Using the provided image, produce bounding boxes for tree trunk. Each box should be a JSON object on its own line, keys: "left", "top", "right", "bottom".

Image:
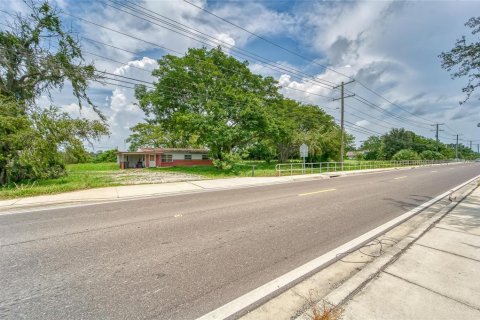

{"left": 0, "top": 166, "right": 7, "bottom": 186}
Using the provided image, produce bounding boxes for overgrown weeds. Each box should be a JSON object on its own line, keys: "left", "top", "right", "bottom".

{"left": 306, "top": 295, "right": 343, "bottom": 320}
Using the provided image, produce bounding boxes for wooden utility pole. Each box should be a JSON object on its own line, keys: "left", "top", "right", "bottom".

{"left": 333, "top": 80, "right": 355, "bottom": 169}
{"left": 455, "top": 134, "right": 459, "bottom": 159}
{"left": 431, "top": 123, "right": 444, "bottom": 152}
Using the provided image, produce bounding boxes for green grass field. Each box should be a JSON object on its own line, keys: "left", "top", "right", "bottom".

{"left": 0, "top": 163, "right": 121, "bottom": 199}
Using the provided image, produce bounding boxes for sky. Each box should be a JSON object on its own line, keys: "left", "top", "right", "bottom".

{"left": 2, "top": 0, "right": 480, "bottom": 152}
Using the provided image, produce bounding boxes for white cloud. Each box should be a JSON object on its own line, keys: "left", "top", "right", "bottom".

{"left": 355, "top": 120, "right": 369, "bottom": 127}
{"left": 94, "top": 57, "right": 158, "bottom": 151}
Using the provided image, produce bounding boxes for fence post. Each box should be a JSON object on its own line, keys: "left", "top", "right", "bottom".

{"left": 252, "top": 165, "right": 255, "bottom": 177}
{"left": 320, "top": 162, "right": 322, "bottom": 173}
{"left": 290, "top": 163, "right": 293, "bottom": 176}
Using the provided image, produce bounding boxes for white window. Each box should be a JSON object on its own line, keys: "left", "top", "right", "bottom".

{"left": 202, "top": 154, "right": 209, "bottom": 160}
{"left": 184, "top": 154, "right": 192, "bottom": 160}
{"left": 161, "top": 154, "right": 173, "bottom": 162}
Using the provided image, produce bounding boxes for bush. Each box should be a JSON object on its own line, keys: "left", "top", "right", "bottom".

{"left": 392, "top": 149, "right": 420, "bottom": 161}
{"left": 212, "top": 152, "right": 242, "bottom": 171}
{"left": 420, "top": 150, "right": 445, "bottom": 160}
{"left": 92, "top": 149, "right": 118, "bottom": 163}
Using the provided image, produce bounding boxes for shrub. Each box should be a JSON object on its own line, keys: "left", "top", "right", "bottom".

{"left": 420, "top": 150, "right": 445, "bottom": 160}
{"left": 92, "top": 149, "right": 118, "bottom": 163}
{"left": 212, "top": 152, "right": 242, "bottom": 171}
{"left": 392, "top": 149, "right": 420, "bottom": 160}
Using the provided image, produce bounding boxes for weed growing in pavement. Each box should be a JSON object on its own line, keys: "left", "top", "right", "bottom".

{"left": 308, "top": 299, "right": 343, "bottom": 320}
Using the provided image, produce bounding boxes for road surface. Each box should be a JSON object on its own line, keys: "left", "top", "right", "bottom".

{"left": 1, "top": 163, "right": 479, "bottom": 319}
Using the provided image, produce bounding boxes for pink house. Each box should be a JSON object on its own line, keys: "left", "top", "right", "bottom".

{"left": 117, "top": 148, "right": 212, "bottom": 169}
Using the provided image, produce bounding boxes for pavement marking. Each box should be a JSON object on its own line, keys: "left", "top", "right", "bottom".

{"left": 298, "top": 188, "right": 336, "bottom": 196}
{"left": 174, "top": 214, "right": 183, "bottom": 218}
{"left": 394, "top": 176, "right": 408, "bottom": 180}
{"left": 431, "top": 170, "right": 438, "bottom": 173}
{"left": 197, "top": 173, "right": 480, "bottom": 320}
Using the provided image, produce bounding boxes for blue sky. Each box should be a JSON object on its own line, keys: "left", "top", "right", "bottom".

{"left": 2, "top": 0, "right": 480, "bottom": 151}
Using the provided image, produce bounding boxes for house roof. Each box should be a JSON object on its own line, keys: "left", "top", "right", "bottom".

{"left": 118, "top": 148, "right": 209, "bottom": 154}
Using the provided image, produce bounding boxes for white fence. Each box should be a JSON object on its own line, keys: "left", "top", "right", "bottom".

{"left": 275, "top": 160, "right": 464, "bottom": 176}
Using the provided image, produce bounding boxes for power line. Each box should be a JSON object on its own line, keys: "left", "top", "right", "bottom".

{"left": 182, "top": 0, "right": 437, "bottom": 126}
{"left": 97, "top": 0, "right": 338, "bottom": 90}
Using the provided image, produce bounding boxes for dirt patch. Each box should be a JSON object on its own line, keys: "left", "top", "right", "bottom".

{"left": 107, "top": 170, "right": 204, "bottom": 184}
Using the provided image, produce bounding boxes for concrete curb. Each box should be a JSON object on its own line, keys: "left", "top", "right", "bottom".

{"left": 294, "top": 179, "right": 479, "bottom": 320}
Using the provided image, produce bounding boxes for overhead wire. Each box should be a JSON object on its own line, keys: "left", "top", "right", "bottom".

{"left": 94, "top": 0, "right": 336, "bottom": 92}
{"left": 181, "top": 0, "right": 437, "bottom": 126}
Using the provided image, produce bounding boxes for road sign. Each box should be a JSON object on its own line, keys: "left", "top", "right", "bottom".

{"left": 300, "top": 144, "right": 308, "bottom": 158}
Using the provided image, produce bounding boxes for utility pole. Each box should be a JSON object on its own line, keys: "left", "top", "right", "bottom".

{"left": 470, "top": 140, "right": 473, "bottom": 151}
{"left": 455, "top": 134, "right": 459, "bottom": 159}
{"left": 431, "top": 123, "right": 444, "bottom": 152}
{"left": 333, "top": 80, "right": 355, "bottom": 170}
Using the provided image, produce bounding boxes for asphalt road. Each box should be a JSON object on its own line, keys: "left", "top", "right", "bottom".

{"left": 1, "top": 164, "right": 479, "bottom": 319}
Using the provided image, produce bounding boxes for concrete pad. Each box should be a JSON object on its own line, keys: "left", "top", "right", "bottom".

{"left": 438, "top": 214, "right": 480, "bottom": 236}
{"left": 386, "top": 244, "right": 480, "bottom": 309}
{"left": 417, "top": 227, "right": 480, "bottom": 261}
{"left": 436, "top": 191, "right": 480, "bottom": 236}
{"left": 342, "top": 272, "right": 480, "bottom": 320}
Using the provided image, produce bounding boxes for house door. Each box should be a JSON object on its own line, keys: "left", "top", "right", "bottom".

{"left": 149, "top": 154, "right": 156, "bottom": 168}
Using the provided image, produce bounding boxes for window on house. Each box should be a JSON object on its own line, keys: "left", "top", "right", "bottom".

{"left": 150, "top": 155, "right": 155, "bottom": 161}
{"left": 184, "top": 154, "right": 192, "bottom": 160}
{"left": 161, "top": 154, "right": 173, "bottom": 162}
{"left": 202, "top": 154, "right": 209, "bottom": 160}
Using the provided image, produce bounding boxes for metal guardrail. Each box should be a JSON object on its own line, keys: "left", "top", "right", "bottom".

{"left": 275, "top": 160, "right": 465, "bottom": 176}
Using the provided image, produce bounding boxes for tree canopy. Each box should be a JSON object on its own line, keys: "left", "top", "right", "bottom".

{"left": 361, "top": 128, "right": 477, "bottom": 161}
{"left": 133, "top": 47, "right": 345, "bottom": 165}
{"left": 0, "top": 1, "right": 108, "bottom": 185}
{"left": 439, "top": 17, "right": 480, "bottom": 104}
{"left": 135, "top": 47, "right": 280, "bottom": 161}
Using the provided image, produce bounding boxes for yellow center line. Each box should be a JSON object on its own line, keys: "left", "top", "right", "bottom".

{"left": 298, "top": 188, "right": 337, "bottom": 196}
{"left": 394, "top": 176, "right": 408, "bottom": 180}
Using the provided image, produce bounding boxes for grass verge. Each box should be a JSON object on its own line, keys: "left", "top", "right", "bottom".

{"left": 0, "top": 163, "right": 121, "bottom": 199}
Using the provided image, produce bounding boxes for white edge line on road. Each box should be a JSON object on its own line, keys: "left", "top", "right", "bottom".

{"left": 196, "top": 174, "right": 480, "bottom": 320}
